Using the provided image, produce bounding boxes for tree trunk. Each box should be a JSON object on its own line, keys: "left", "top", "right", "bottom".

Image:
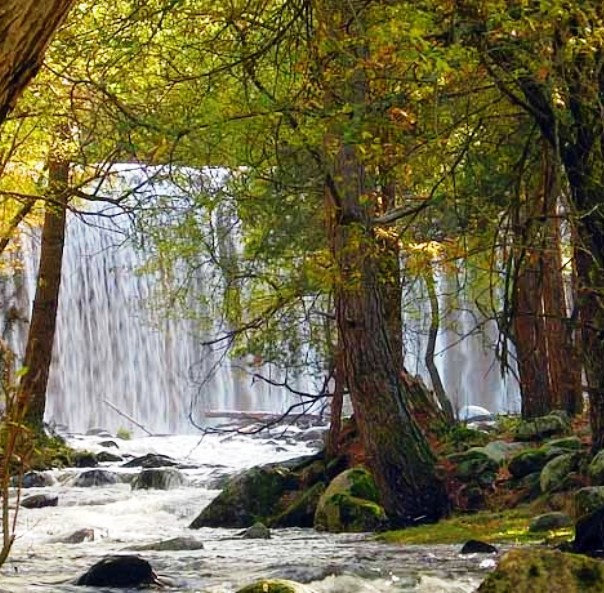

{"left": 0, "top": 0, "right": 75, "bottom": 123}
{"left": 18, "top": 157, "right": 69, "bottom": 430}
{"left": 319, "top": 0, "right": 448, "bottom": 527}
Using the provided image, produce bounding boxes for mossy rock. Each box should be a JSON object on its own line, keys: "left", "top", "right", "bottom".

{"left": 514, "top": 415, "right": 570, "bottom": 442}
{"left": 190, "top": 464, "right": 298, "bottom": 529}
{"left": 236, "top": 579, "right": 317, "bottom": 593}
{"left": 574, "top": 486, "right": 604, "bottom": 518}
{"left": 508, "top": 448, "right": 549, "bottom": 479}
{"left": 314, "top": 467, "right": 387, "bottom": 532}
{"left": 528, "top": 512, "right": 573, "bottom": 533}
{"left": 544, "top": 437, "right": 582, "bottom": 452}
{"left": 540, "top": 453, "right": 581, "bottom": 494}
{"left": 270, "top": 482, "right": 326, "bottom": 528}
{"left": 449, "top": 448, "right": 499, "bottom": 482}
{"left": 483, "top": 441, "right": 525, "bottom": 465}
{"left": 477, "top": 548, "right": 604, "bottom": 593}
{"left": 587, "top": 450, "right": 604, "bottom": 485}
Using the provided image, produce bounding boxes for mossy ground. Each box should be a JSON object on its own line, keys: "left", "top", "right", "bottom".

{"left": 377, "top": 507, "right": 573, "bottom": 545}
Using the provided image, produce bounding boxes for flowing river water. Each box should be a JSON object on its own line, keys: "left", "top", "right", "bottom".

{"left": 1, "top": 429, "right": 493, "bottom": 593}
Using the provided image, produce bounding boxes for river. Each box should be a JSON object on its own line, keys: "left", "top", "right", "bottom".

{"left": 0, "top": 428, "right": 492, "bottom": 592}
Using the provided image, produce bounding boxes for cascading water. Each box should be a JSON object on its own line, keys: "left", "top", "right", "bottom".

{"left": 1, "top": 165, "right": 518, "bottom": 435}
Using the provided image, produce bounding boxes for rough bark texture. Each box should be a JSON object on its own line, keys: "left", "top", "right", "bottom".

{"left": 0, "top": 1, "right": 75, "bottom": 123}
{"left": 319, "top": 0, "right": 448, "bottom": 526}
{"left": 18, "top": 158, "right": 69, "bottom": 429}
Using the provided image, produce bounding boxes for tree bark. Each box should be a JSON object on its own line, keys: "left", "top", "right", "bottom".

{"left": 18, "top": 157, "right": 69, "bottom": 430}
{"left": 0, "top": 0, "right": 75, "bottom": 124}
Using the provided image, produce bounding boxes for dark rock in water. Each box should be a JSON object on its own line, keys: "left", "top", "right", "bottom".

{"left": 86, "top": 428, "right": 113, "bottom": 437}
{"left": 99, "top": 440, "right": 119, "bottom": 448}
{"left": 122, "top": 453, "right": 178, "bottom": 469}
{"left": 131, "top": 468, "right": 185, "bottom": 490}
{"left": 75, "top": 555, "right": 157, "bottom": 587}
{"left": 97, "top": 451, "right": 123, "bottom": 463}
{"left": 271, "top": 482, "right": 325, "bottom": 528}
{"left": 73, "top": 451, "right": 99, "bottom": 468}
{"left": 20, "top": 471, "right": 54, "bottom": 488}
{"left": 477, "top": 548, "right": 604, "bottom": 592}
{"left": 529, "top": 512, "right": 573, "bottom": 533}
{"left": 73, "top": 469, "right": 119, "bottom": 487}
{"left": 573, "top": 506, "right": 604, "bottom": 556}
{"left": 53, "top": 528, "right": 95, "bottom": 544}
{"left": 127, "top": 536, "right": 204, "bottom": 551}
{"left": 459, "top": 539, "right": 498, "bottom": 554}
{"left": 240, "top": 522, "right": 271, "bottom": 539}
{"left": 21, "top": 493, "right": 58, "bottom": 509}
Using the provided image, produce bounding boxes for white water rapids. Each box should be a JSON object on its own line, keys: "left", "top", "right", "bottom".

{"left": 1, "top": 430, "right": 490, "bottom": 593}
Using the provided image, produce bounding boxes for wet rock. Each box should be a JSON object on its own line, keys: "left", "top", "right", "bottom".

{"left": 20, "top": 471, "right": 55, "bottom": 488}
{"left": 271, "top": 482, "right": 325, "bottom": 528}
{"left": 528, "top": 512, "right": 573, "bottom": 532}
{"left": 72, "top": 451, "right": 99, "bottom": 468}
{"left": 86, "top": 428, "right": 113, "bottom": 437}
{"left": 573, "top": 507, "right": 604, "bottom": 555}
{"left": 99, "top": 440, "right": 119, "bottom": 448}
{"left": 459, "top": 540, "right": 497, "bottom": 554}
{"left": 127, "top": 536, "right": 204, "bottom": 551}
{"left": 73, "top": 469, "right": 119, "bottom": 487}
{"left": 241, "top": 522, "right": 271, "bottom": 539}
{"left": 21, "top": 493, "right": 58, "bottom": 509}
{"left": 75, "top": 555, "right": 158, "bottom": 587}
{"left": 314, "top": 467, "right": 387, "bottom": 533}
{"left": 236, "top": 579, "right": 317, "bottom": 593}
{"left": 574, "top": 486, "right": 604, "bottom": 518}
{"left": 514, "top": 414, "right": 570, "bottom": 442}
{"left": 508, "top": 448, "right": 549, "bottom": 479}
{"left": 131, "top": 467, "right": 185, "bottom": 490}
{"left": 190, "top": 464, "right": 298, "bottom": 528}
{"left": 53, "top": 528, "right": 95, "bottom": 544}
{"left": 97, "top": 451, "right": 123, "bottom": 463}
{"left": 121, "top": 453, "right": 178, "bottom": 469}
{"left": 539, "top": 453, "right": 581, "bottom": 494}
{"left": 477, "top": 548, "right": 604, "bottom": 592}
{"left": 588, "top": 450, "right": 604, "bottom": 485}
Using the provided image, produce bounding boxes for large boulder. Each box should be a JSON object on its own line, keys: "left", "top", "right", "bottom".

{"left": 540, "top": 453, "right": 581, "bottom": 494}
{"left": 19, "top": 471, "right": 55, "bottom": 488}
{"left": 528, "top": 512, "right": 573, "bottom": 533}
{"left": 190, "top": 464, "right": 298, "bottom": 529}
{"left": 73, "top": 469, "right": 119, "bottom": 487}
{"left": 508, "top": 448, "right": 549, "bottom": 479}
{"left": 75, "top": 555, "right": 158, "bottom": 587}
{"left": 483, "top": 441, "right": 525, "bottom": 465}
{"left": 574, "top": 487, "right": 604, "bottom": 519}
{"left": 448, "top": 448, "right": 499, "bottom": 483}
{"left": 573, "top": 506, "right": 604, "bottom": 555}
{"left": 131, "top": 468, "right": 185, "bottom": 490}
{"left": 122, "top": 453, "right": 178, "bottom": 469}
{"left": 21, "top": 494, "right": 58, "bottom": 509}
{"left": 270, "top": 482, "right": 325, "bottom": 528}
{"left": 477, "top": 548, "right": 604, "bottom": 592}
{"left": 314, "top": 467, "right": 387, "bottom": 533}
{"left": 236, "top": 579, "right": 317, "bottom": 593}
{"left": 514, "top": 414, "right": 570, "bottom": 442}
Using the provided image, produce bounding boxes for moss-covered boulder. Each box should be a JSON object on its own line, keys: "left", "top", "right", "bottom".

{"left": 587, "top": 450, "right": 604, "bottom": 485}
{"left": 190, "top": 464, "right": 298, "bottom": 529}
{"left": 483, "top": 441, "right": 525, "bottom": 465}
{"left": 270, "top": 482, "right": 325, "bottom": 528}
{"left": 528, "top": 512, "right": 573, "bottom": 533}
{"left": 477, "top": 549, "right": 604, "bottom": 592}
{"left": 508, "top": 448, "right": 549, "bottom": 479}
{"left": 448, "top": 448, "right": 499, "bottom": 482}
{"left": 540, "top": 453, "right": 581, "bottom": 494}
{"left": 574, "top": 487, "right": 604, "bottom": 518}
{"left": 544, "top": 437, "right": 582, "bottom": 452}
{"left": 236, "top": 579, "right": 317, "bottom": 593}
{"left": 314, "top": 467, "right": 387, "bottom": 532}
{"left": 514, "top": 414, "right": 570, "bottom": 442}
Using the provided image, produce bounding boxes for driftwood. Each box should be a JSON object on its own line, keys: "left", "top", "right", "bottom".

{"left": 204, "top": 410, "right": 326, "bottom": 425}
{"left": 103, "top": 399, "right": 153, "bottom": 436}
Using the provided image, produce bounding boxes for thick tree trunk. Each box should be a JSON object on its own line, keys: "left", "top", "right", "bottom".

{"left": 18, "top": 157, "right": 69, "bottom": 430}
{"left": 0, "top": 0, "right": 75, "bottom": 123}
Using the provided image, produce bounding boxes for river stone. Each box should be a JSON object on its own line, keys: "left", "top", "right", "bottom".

{"left": 72, "top": 451, "right": 99, "bottom": 468}
{"left": 477, "top": 548, "right": 604, "bottom": 592}
{"left": 540, "top": 453, "right": 580, "bottom": 494}
{"left": 122, "top": 453, "right": 178, "bottom": 468}
{"left": 132, "top": 468, "right": 185, "bottom": 490}
{"left": 270, "top": 482, "right": 325, "bottom": 528}
{"left": 53, "top": 528, "right": 95, "bottom": 544}
{"left": 574, "top": 486, "right": 604, "bottom": 518}
{"left": 236, "top": 579, "right": 318, "bottom": 593}
{"left": 21, "top": 493, "right": 58, "bottom": 509}
{"left": 127, "top": 536, "right": 204, "bottom": 551}
{"left": 459, "top": 540, "right": 498, "bottom": 554}
{"left": 573, "top": 506, "right": 604, "bottom": 555}
{"left": 73, "top": 469, "right": 119, "bottom": 487}
{"left": 508, "top": 448, "right": 548, "bottom": 479}
{"left": 97, "top": 451, "right": 123, "bottom": 463}
{"left": 241, "top": 522, "right": 271, "bottom": 539}
{"left": 190, "top": 464, "right": 298, "bottom": 528}
{"left": 75, "top": 555, "right": 157, "bottom": 587}
{"left": 528, "top": 512, "right": 573, "bottom": 532}
{"left": 314, "top": 467, "right": 387, "bottom": 533}
{"left": 514, "top": 414, "right": 570, "bottom": 442}
{"left": 20, "top": 471, "right": 55, "bottom": 488}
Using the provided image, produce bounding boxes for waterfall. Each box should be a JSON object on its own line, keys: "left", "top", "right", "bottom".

{"left": 1, "top": 166, "right": 519, "bottom": 434}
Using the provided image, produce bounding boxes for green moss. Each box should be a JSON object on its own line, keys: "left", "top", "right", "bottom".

{"left": 377, "top": 507, "right": 573, "bottom": 545}
{"left": 346, "top": 467, "right": 380, "bottom": 502}
{"left": 236, "top": 579, "right": 311, "bottom": 593}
